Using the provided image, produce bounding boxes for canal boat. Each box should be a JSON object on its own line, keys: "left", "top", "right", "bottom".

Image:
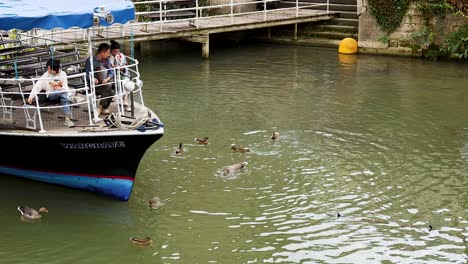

{"left": 0, "top": 1, "right": 164, "bottom": 201}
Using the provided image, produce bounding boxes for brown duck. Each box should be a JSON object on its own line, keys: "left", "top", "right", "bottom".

{"left": 175, "top": 143, "right": 184, "bottom": 154}
{"left": 271, "top": 131, "right": 279, "bottom": 140}
{"left": 231, "top": 144, "right": 250, "bottom": 153}
{"left": 17, "top": 205, "right": 48, "bottom": 220}
{"left": 223, "top": 161, "right": 248, "bottom": 176}
{"left": 195, "top": 137, "right": 209, "bottom": 145}
{"left": 148, "top": 197, "right": 159, "bottom": 209}
{"left": 129, "top": 237, "right": 152, "bottom": 246}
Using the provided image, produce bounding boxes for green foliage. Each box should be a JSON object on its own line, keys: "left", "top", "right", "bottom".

{"left": 133, "top": 0, "right": 150, "bottom": 22}
{"left": 446, "top": 0, "right": 468, "bottom": 15}
{"left": 408, "top": 26, "right": 434, "bottom": 51}
{"left": 416, "top": 0, "right": 453, "bottom": 21}
{"left": 423, "top": 44, "right": 443, "bottom": 61}
{"left": 369, "top": 0, "right": 411, "bottom": 33}
{"left": 440, "top": 22, "right": 468, "bottom": 59}
{"left": 377, "top": 34, "right": 390, "bottom": 44}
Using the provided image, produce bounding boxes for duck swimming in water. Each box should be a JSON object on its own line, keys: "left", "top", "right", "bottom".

{"left": 271, "top": 131, "right": 279, "bottom": 140}
{"left": 129, "top": 237, "right": 152, "bottom": 246}
{"left": 148, "top": 197, "right": 159, "bottom": 209}
{"left": 175, "top": 143, "right": 184, "bottom": 155}
{"left": 231, "top": 144, "right": 250, "bottom": 153}
{"left": 195, "top": 137, "right": 209, "bottom": 145}
{"left": 223, "top": 161, "right": 248, "bottom": 176}
{"left": 17, "top": 205, "right": 48, "bottom": 220}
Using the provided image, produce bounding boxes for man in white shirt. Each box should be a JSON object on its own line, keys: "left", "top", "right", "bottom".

{"left": 27, "top": 59, "right": 75, "bottom": 127}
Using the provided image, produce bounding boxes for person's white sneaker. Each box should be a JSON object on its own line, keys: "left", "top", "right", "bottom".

{"left": 64, "top": 118, "right": 74, "bottom": 127}
{"left": 69, "top": 95, "right": 77, "bottom": 103}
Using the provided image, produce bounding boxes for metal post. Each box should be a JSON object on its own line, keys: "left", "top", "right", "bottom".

{"left": 196, "top": 0, "right": 199, "bottom": 29}
{"left": 87, "top": 28, "right": 99, "bottom": 122}
{"left": 327, "top": 0, "right": 329, "bottom": 14}
{"left": 264, "top": 0, "right": 267, "bottom": 21}
{"left": 230, "top": 0, "right": 234, "bottom": 24}
{"left": 294, "top": 24, "right": 297, "bottom": 40}
{"left": 159, "top": 0, "right": 163, "bottom": 32}
{"left": 296, "top": 0, "right": 298, "bottom": 17}
{"left": 202, "top": 34, "right": 209, "bottom": 59}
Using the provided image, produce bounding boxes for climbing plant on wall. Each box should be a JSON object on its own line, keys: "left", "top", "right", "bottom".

{"left": 368, "top": 0, "right": 411, "bottom": 33}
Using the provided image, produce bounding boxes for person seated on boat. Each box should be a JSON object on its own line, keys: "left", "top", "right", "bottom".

{"left": 109, "top": 39, "right": 131, "bottom": 112}
{"left": 85, "top": 43, "right": 115, "bottom": 116}
{"left": 27, "top": 59, "right": 75, "bottom": 127}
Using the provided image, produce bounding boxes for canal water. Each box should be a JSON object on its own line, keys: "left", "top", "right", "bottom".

{"left": 1, "top": 42, "right": 467, "bottom": 263}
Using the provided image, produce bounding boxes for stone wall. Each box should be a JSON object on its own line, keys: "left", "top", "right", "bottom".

{"left": 358, "top": 0, "right": 465, "bottom": 56}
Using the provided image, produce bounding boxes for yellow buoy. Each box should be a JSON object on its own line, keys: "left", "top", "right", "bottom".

{"left": 338, "top": 38, "right": 358, "bottom": 54}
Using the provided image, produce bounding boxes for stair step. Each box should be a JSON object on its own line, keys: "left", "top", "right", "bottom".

{"left": 256, "top": 36, "right": 343, "bottom": 48}
{"left": 306, "top": 31, "right": 358, "bottom": 40}
{"left": 306, "top": 24, "right": 357, "bottom": 33}
{"left": 330, "top": 17, "right": 358, "bottom": 26}
{"left": 338, "top": 11, "right": 359, "bottom": 19}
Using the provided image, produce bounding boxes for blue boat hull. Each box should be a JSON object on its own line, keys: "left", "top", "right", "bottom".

{"left": 0, "top": 131, "right": 163, "bottom": 201}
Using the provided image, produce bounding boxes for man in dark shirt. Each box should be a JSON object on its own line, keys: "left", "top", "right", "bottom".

{"left": 85, "top": 43, "right": 115, "bottom": 116}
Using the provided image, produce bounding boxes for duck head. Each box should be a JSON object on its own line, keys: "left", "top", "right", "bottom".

{"left": 271, "top": 132, "right": 279, "bottom": 140}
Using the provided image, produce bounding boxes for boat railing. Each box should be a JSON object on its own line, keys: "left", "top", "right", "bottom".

{"left": 88, "top": 56, "right": 145, "bottom": 120}
{"left": 0, "top": 59, "right": 146, "bottom": 132}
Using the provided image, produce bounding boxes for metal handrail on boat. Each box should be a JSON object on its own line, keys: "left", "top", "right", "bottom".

{"left": 0, "top": 59, "right": 146, "bottom": 132}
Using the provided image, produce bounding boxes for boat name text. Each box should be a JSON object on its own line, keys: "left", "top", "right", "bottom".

{"left": 61, "top": 141, "right": 126, "bottom": 149}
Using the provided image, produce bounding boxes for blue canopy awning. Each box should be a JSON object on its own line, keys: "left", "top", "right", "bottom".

{"left": 0, "top": 0, "right": 135, "bottom": 31}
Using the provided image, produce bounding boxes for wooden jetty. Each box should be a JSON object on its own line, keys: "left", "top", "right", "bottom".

{"left": 17, "top": 3, "right": 339, "bottom": 58}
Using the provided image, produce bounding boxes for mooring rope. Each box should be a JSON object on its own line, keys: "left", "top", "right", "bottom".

{"left": 105, "top": 112, "right": 150, "bottom": 130}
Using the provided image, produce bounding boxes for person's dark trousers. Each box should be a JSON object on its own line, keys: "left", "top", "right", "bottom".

{"left": 94, "top": 66, "right": 115, "bottom": 110}
{"left": 97, "top": 84, "right": 114, "bottom": 109}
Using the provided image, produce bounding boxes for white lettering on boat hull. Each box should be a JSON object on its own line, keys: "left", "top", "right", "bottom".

{"left": 61, "top": 141, "right": 126, "bottom": 149}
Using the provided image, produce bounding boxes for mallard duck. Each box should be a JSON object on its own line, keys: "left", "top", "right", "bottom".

{"left": 195, "top": 137, "right": 209, "bottom": 145}
{"left": 148, "top": 197, "right": 159, "bottom": 208}
{"left": 175, "top": 142, "right": 184, "bottom": 155}
{"left": 231, "top": 144, "right": 250, "bottom": 153}
{"left": 271, "top": 131, "right": 279, "bottom": 140}
{"left": 223, "top": 161, "right": 248, "bottom": 176}
{"left": 17, "top": 205, "right": 48, "bottom": 220}
{"left": 129, "top": 237, "right": 152, "bottom": 246}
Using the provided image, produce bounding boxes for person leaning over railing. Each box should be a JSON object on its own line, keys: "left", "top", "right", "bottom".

{"left": 27, "top": 59, "right": 75, "bottom": 127}
{"left": 84, "top": 43, "right": 115, "bottom": 117}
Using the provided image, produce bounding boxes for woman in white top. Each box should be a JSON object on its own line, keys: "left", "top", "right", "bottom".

{"left": 110, "top": 40, "right": 131, "bottom": 112}
{"left": 27, "top": 59, "right": 74, "bottom": 127}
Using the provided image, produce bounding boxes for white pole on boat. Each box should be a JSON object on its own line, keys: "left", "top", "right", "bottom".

{"left": 159, "top": 0, "right": 163, "bottom": 32}
{"left": 87, "top": 28, "right": 99, "bottom": 122}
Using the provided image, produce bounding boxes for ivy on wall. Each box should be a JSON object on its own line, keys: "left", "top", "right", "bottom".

{"left": 416, "top": 0, "right": 453, "bottom": 21}
{"left": 368, "top": 0, "right": 411, "bottom": 33}
{"left": 368, "top": 0, "right": 467, "bottom": 60}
